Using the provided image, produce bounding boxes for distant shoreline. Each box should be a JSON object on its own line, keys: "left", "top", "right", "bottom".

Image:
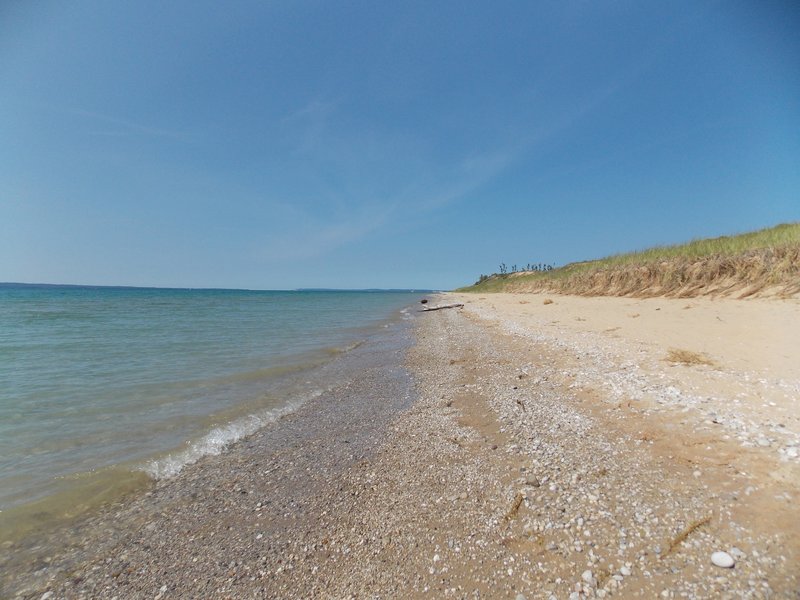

{"left": 0, "top": 282, "right": 437, "bottom": 293}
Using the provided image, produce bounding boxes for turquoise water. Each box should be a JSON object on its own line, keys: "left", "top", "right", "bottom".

{"left": 0, "top": 285, "right": 421, "bottom": 522}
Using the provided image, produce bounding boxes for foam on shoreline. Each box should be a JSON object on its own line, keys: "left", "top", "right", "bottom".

{"left": 142, "top": 390, "right": 320, "bottom": 479}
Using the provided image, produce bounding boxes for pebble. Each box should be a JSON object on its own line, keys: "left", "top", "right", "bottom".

{"left": 581, "top": 569, "right": 594, "bottom": 584}
{"left": 711, "top": 551, "right": 735, "bottom": 568}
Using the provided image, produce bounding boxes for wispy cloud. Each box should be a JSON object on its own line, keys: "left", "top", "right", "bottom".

{"left": 255, "top": 205, "right": 391, "bottom": 262}
{"left": 64, "top": 107, "right": 189, "bottom": 140}
{"left": 281, "top": 99, "right": 338, "bottom": 124}
{"left": 252, "top": 149, "right": 514, "bottom": 263}
{"left": 413, "top": 151, "right": 514, "bottom": 212}
{"left": 251, "top": 95, "right": 527, "bottom": 262}
{"left": 279, "top": 99, "right": 340, "bottom": 155}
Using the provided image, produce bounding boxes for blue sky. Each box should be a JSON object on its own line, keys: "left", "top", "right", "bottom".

{"left": 1, "top": 1, "right": 798, "bottom": 290}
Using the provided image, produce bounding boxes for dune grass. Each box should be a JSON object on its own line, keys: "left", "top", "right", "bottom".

{"left": 458, "top": 223, "right": 800, "bottom": 298}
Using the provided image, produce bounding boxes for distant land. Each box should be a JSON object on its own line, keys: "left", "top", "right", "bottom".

{"left": 296, "top": 288, "right": 437, "bottom": 293}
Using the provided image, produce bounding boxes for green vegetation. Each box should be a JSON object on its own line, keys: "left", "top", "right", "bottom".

{"left": 457, "top": 222, "right": 800, "bottom": 298}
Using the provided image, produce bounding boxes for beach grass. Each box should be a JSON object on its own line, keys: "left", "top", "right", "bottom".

{"left": 457, "top": 222, "right": 800, "bottom": 298}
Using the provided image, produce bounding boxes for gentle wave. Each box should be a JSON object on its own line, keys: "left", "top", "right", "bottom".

{"left": 142, "top": 388, "right": 323, "bottom": 479}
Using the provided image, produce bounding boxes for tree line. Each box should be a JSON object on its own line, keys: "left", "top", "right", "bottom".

{"left": 475, "top": 262, "right": 555, "bottom": 285}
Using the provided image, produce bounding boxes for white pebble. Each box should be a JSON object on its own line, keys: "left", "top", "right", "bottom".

{"left": 711, "top": 551, "right": 735, "bottom": 568}
{"left": 581, "top": 569, "right": 594, "bottom": 584}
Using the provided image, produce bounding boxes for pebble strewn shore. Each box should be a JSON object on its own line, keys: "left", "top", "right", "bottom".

{"left": 3, "top": 303, "right": 798, "bottom": 598}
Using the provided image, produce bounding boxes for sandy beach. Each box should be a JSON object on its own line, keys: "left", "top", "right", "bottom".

{"left": 4, "top": 292, "right": 799, "bottom": 599}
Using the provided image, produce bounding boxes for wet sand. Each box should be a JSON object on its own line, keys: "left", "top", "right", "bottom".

{"left": 4, "top": 294, "right": 799, "bottom": 598}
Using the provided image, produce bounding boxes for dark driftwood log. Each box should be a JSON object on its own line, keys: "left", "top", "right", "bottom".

{"left": 419, "top": 303, "right": 465, "bottom": 312}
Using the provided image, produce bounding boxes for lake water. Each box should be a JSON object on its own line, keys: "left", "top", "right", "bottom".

{"left": 0, "top": 285, "right": 423, "bottom": 538}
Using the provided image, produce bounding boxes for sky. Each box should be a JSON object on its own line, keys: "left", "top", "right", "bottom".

{"left": 1, "top": 1, "right": 798, "bottom": 290}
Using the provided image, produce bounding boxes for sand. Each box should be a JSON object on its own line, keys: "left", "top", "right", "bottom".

{"left": 4, "top": 292, "right": 799, "bottom": 598}
{"left": 453, "top": 292, "right": 800, "bottom": 456}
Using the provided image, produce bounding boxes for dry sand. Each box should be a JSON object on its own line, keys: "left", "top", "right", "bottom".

{"left": 452, "top": 292, "right": 800, "bottom": 458}
{"left": 4, "top": 292, "right": 799, "bottom": 599}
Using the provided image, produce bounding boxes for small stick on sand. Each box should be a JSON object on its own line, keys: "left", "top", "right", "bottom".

{"left": 662, "top": 515, "right": 712, "bottom": 558}
{"left": 504, "top": 492, "right": 525, "bottom": 522}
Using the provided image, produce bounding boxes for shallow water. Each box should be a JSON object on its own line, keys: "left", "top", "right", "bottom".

{"left": 0, "top": 285, "right": 423, "bottom": 538}
{"left": 0, "top": 291, "right": 421, "bottom": 597}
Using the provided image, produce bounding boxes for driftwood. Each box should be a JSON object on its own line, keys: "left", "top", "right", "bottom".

{"left": 419, "top": 303, "right": 464, "bottom": 312}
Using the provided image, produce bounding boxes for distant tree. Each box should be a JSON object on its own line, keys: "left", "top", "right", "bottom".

{"left": 499, "top": 263, "right": 507, "bottom": 275}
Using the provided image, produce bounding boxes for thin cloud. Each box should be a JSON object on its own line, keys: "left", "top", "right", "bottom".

{"left": 269, "top": 148, "right": 511, "bottom": 258}
{"left": 279, "top": 99, "right": 341, "bottom": 155}
{"left": 392, "top": 149, "right": 514, "bottom": 215}
{"left": 65, "top": 107, "right": 189, "bottom": 140}
{"left": 280, "top": 99, "right": 339, "bottom": 124}
{"left": 256, "top": 207, "right": 390, "bottom": 262}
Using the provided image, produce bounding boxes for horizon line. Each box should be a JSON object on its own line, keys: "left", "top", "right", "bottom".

{"left": 0, "top": 281, "right": 438, "bottom": 293}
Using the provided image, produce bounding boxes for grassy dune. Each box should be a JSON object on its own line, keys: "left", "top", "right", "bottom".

{"left": 458, "top": 223, "right": 800, "bottom": 298}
